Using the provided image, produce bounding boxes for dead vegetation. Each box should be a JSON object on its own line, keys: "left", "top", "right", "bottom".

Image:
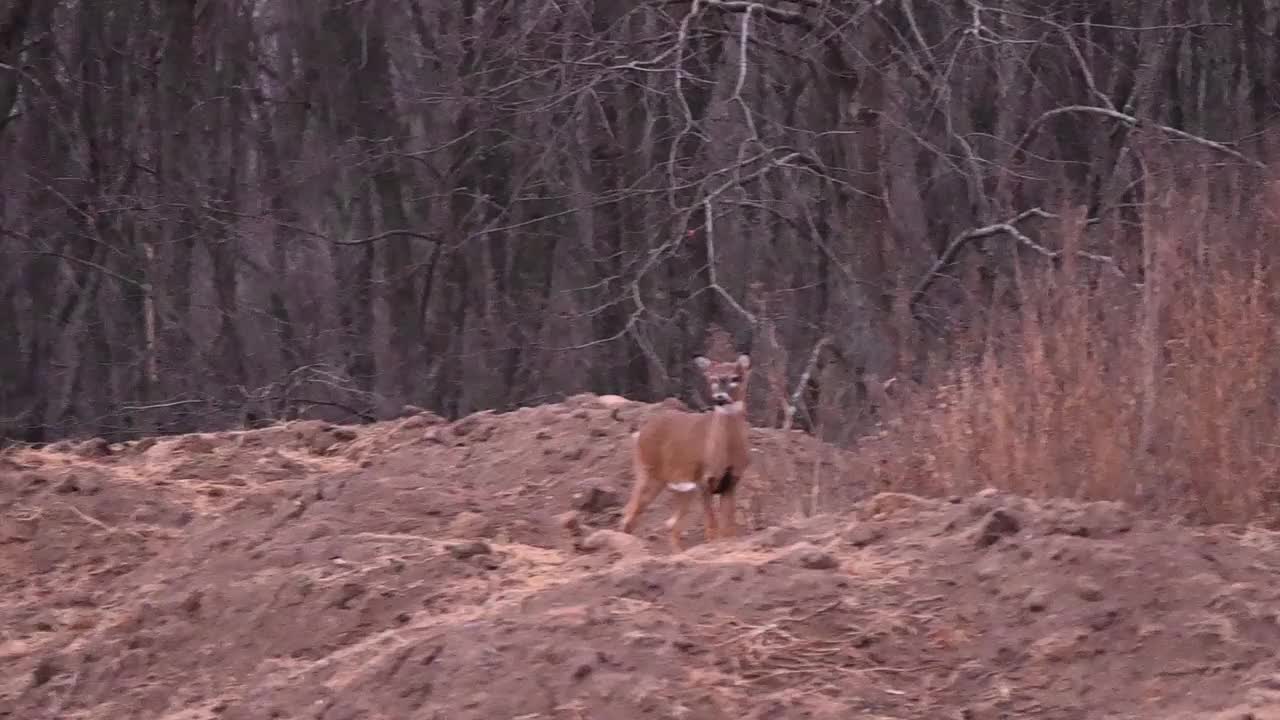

{"left": 845, "top": 189, "right": 1280, "bottom": 529}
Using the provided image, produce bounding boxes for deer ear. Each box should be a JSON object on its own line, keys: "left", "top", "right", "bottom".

{"left": 735, "top": 354, "right": 751, "bottom": 371}
{"left": 693, "top": 356, "right": 712, "bottom": 371}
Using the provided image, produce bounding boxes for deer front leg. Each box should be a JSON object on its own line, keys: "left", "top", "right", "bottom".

{"left": 700, "top": 487, "right": 719, "bottom": 542}
{"left": 665, "top": 487, "right": 697, "bottom": 553}
{"left": 716, "top": 483, "right": 739, "bottom": 540}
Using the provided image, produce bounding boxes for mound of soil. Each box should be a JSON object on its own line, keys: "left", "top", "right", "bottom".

{"left": 2, "top": 394, "right": 1279, "bottom": 719}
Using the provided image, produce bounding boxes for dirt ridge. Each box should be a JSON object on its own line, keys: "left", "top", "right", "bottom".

{"left": 3, "top": 395, "right": 1280, "bottom": 719}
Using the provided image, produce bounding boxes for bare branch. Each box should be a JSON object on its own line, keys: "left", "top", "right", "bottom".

{"left": 1014, "top": 105, "right": 1265, "bottom": 169}
{"left": 909, "top": 208, "right": 1126, "bottom": 315}
{"left": 331, "top": 229, "right": 439, "bottom": 246}
{"left": 8, "top": 249, "right": 145, "bottom": 291}
{"left": 782, "top": 335, "right": 831, "bottom": 432}
{"left": 696, "top": 0, "right": 815, "bottom": 29}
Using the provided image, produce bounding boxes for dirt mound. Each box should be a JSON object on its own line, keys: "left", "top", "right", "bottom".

{"left": 3, "top": 395, "right": 1280, "bottom": 719}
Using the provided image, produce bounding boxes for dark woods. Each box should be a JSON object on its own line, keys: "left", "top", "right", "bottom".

{"left": 1, "top": 0, "right": 1277, "bottom": 446}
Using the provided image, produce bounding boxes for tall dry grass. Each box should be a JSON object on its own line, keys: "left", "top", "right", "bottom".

{"left": 855, "top": 179, "right": 1280, "bottom": 526}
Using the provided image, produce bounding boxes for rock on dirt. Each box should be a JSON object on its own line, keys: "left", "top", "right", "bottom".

{"left": 74, "top": 437, "right": 111, "bottom": 459}
{"left": 569, "top": 479, "right": 623, "bottom": 514}
{"left": 446, "top": 540, "right": 492, "bottom": 559}
{"left": 595, "top": 394, "right": 631, "bottom": 408}
{"left": 777, "top": 541, "right": 840, "bottom": 570}
{"left": 973, "top": 508, "right": 1022, "bottom": 547}
{"left": 446, "top": 511, "right": 493, "bottom": 538}
{"left": 54, "top": 471, "right": 102, "bottom": 495}
{"left": 580, "top": 529, "right": 647, "bottom": 557}
{"left": 400, "top": 410, "right": 446, "bottom": 430}
{"left": 556, "top": 511, "right": 583, "bottom": 536}
{"left": 860, "top": 491, "right": 932, "bottom": 519}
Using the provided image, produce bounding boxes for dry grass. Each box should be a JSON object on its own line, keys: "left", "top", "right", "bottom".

{"left": 854, "top": 175, "right": 1280, "bottom": 526}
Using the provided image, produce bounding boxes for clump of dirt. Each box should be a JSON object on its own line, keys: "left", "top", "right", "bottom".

{"left": 2, "top": 394, "right": 1279, "bottom": 719}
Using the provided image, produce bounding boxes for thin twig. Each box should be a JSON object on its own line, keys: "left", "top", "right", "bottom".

{"left": 908, "top": 207, "right": 1124, "bottom": 315}
{"left": 782, "top": 336, "right": 831, "bottom": 431}
{"left": 1013, "top": 105, "right": 1265, "bottom": 169}
{"left": 62, "top": 503, "right": 146, "bottom": 540}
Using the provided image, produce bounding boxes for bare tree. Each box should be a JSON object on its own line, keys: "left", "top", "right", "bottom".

{"left": 0, "top": 0, "right": 1275, "bottom": 452}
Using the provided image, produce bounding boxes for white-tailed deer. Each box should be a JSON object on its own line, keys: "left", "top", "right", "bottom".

{"left": 620, "top": 354, "right": 752, "bottom": 552}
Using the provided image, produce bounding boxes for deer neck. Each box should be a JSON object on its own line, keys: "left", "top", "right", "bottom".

{"left": 707, "top": 401, "right": 748, "bottom": 440}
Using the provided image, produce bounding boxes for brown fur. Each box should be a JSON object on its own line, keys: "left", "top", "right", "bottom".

{"left": 619, "top": 354, "right": 752, "bottom": 552}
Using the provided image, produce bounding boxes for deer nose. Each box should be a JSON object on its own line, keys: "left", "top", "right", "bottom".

{"left": 712, "top": 392, "right": 731, "bottom": 405}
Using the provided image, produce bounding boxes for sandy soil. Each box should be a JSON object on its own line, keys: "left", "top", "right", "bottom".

{"left": 3, "top": 393, "right": 1279, "bottom": 719}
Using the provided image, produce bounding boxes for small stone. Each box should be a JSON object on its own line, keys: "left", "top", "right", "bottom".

{"left": 974, "top": 509, "right": 1021, "bottom": 547}
{"left": 1088, "top": 609, "right": 1119, "bottom": 631}
{"left": 55, "top": 473, "right": 100, "bottom": 495}
{"left": 556, "top": 511, "right": 582, "bottom": 536}
{"left": 1076, "top": 577, "right": 1104, "bottom": 602}
{"left": 1024, "top": 588, "right": 1050, "bottom": 612}
{"left": 175, "top": 434, "right": 218, "bottom": 454}
{"left": 400, "top": 411, "right": 446, "bottom": 430}
{"left": 75, "top": 437, "right": 112, "bottom": 458}
{"left": 570, "top": 482, "right": 622, "bottom": 513}
{"left": 31, "top": 657, "right": 58, "bottom": 687}
{"left": 843, "top": 524, "right": 883, "bottom": 548}
{"left": 861, "top": 492, "right": 930, "bottom": 519}
{"left": 306, "top": 432, "right": 338, "bottom": 454}
{"left": 330, "top": 427, "right": 358, "bottom": 441}
{"left": 535, "top": 429, "right": 553, "bottom": 440}
{"left": 779, "top": 542, "right": 839, "bottom": 570}
{"left": 451, "top": 411, "right": 494, "bottom": 438}
{"left": 798, "top": 550, "right": 838, "bottom": 570}
{"left": 332, "top": 582, "right": 366, "bottom": 609}
{"left": 974, "top": 556, "right": 1002, "bottom": 583}
{"left": 581, "top": 530, "right": 646, "bottom": 557}
{"left": 446, "top": 511, "right": 492, "bottom": 538}
{"left": 448, "top": 540, "right": 492, "bottom": 560}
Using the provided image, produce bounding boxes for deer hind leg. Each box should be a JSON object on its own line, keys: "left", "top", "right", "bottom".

{"left": 619, "top": 458, "right": 663, "bottom": 535}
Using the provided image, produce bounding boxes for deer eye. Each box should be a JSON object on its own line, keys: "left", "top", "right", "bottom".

{"left": 730, "top": 375, "right": 741, "bottom": 383}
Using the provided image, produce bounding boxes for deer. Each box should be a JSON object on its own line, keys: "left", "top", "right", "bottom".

{"left": 619, "top": 354, "right": 753, "bottom": 552}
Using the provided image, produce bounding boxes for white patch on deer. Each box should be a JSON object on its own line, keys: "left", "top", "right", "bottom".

{"left": 668, "top": 481, "right": 697, "bottom": 493}
{"left": 714, "top": 401, "right": 745, "bottom": 415}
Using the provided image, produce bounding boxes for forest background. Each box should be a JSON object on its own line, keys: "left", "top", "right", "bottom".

{"left": 3, "top": 0, "right": 1279, "bottom": 522}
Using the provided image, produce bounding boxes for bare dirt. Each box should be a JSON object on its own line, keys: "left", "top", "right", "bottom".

{"left": 2, "top": 393, "right": 1280, "bottom": 720}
